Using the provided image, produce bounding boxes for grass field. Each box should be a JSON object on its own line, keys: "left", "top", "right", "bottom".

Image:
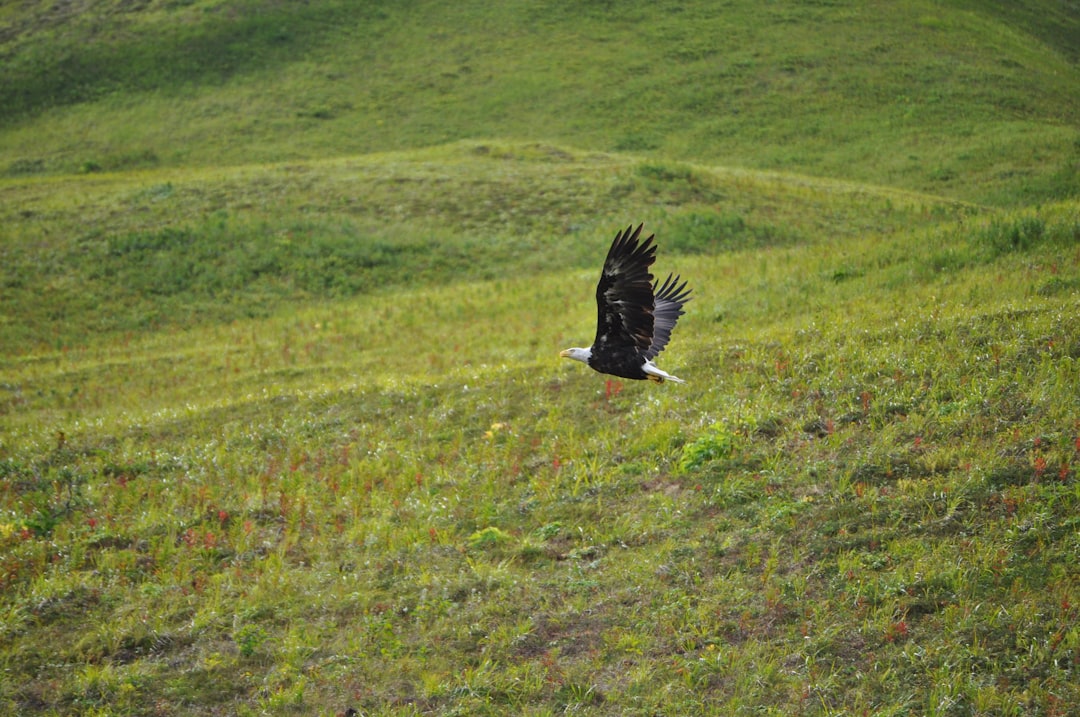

{"left": 2, "top": 1, "right": 1079, "bottom": 715}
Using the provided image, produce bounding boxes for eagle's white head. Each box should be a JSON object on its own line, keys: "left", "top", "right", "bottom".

{"left": 559, "top": 347, "right": 592, "bottom": 364}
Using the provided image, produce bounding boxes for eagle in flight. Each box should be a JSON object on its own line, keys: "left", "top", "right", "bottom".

{"left": 560, "top": 224, "right": 691, "bottom": 383}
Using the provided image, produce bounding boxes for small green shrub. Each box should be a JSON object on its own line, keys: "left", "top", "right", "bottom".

{"left": 233, "top": 624, "right": 269, "bottom": 658}
{"left": 467, "top": 527, "right": 513, "bottom": 550}
{"left": 666, "top": 210, "right": 798, "bottom": 254}
{"left": 5, "top": 158, "right": 45, "bottom": 176}
{"left": 980, "top": 215, "right": 1046, "bottom": 255}
{"left": 679, "top": 423, "right": 736, "bottom": 472}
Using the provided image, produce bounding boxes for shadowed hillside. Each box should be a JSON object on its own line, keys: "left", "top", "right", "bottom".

{"left": 2, "top": 0, "right": 1078, "bottom": 204}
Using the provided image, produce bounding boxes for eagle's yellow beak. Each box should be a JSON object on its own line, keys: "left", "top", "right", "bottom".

{"left": 559, "top": 349, "right": 572, "bottom": 358}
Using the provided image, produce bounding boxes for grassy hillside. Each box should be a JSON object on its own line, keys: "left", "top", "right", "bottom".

{"left": 0, "top": 142, "right": 973, "bottom": 353}
{"left": 2, "top": 0, "right": 1080, "bottom": 715}
{"left": 3, "top": 146, "right": 1079, "bottom": 714}
{"left": 2, "top": 0, "right": 1079, "bottom": 205}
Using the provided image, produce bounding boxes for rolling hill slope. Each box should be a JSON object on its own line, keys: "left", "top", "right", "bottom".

{"left": 2, "top": 0, "right": 1078, "bottom": 204}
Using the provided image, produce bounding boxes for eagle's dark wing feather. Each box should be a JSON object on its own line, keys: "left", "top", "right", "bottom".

{"left": 593, "top": 224, "right": 656, "bottom": 357}
{"left": 645, "top": 273, "right": 691, "bottom": 360}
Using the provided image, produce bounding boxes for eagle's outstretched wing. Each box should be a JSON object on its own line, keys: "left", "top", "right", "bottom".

{"left": 645, "top": 272, "right": 691, "bottom": 360}
{"left": 593, "top": 224, "right": 657, "bottom": 358}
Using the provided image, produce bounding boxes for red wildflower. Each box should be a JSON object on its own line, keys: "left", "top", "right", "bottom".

{"left": 885, "top": 620, "right": 909, "bottom": 642}
{"left": 1034, "top": 456, "right": 1047, "bottom": 479}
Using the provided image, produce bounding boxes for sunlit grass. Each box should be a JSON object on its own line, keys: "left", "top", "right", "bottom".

{"left": 0, "top": 142, "right": 973, "bottom": 353}
{"left": 2, "top": 171, "right": 1078, "bottom": 712}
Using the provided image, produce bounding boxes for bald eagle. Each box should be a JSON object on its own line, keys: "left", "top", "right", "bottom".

{"left": 560, "top": 224, "right": 691, "bottom": 383}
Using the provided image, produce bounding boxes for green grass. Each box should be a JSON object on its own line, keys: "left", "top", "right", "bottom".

{"left": 2, "top": 1, "right": 1080, "bottom": 714}
{"left": 0, "top": 143, "right": 971, "bottom": 352}
{"left": 2, "top": 0, "right": 1079, "bottom": 205}
{"left": 2, "top": 160, "right": 1078, "bottom": 714}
